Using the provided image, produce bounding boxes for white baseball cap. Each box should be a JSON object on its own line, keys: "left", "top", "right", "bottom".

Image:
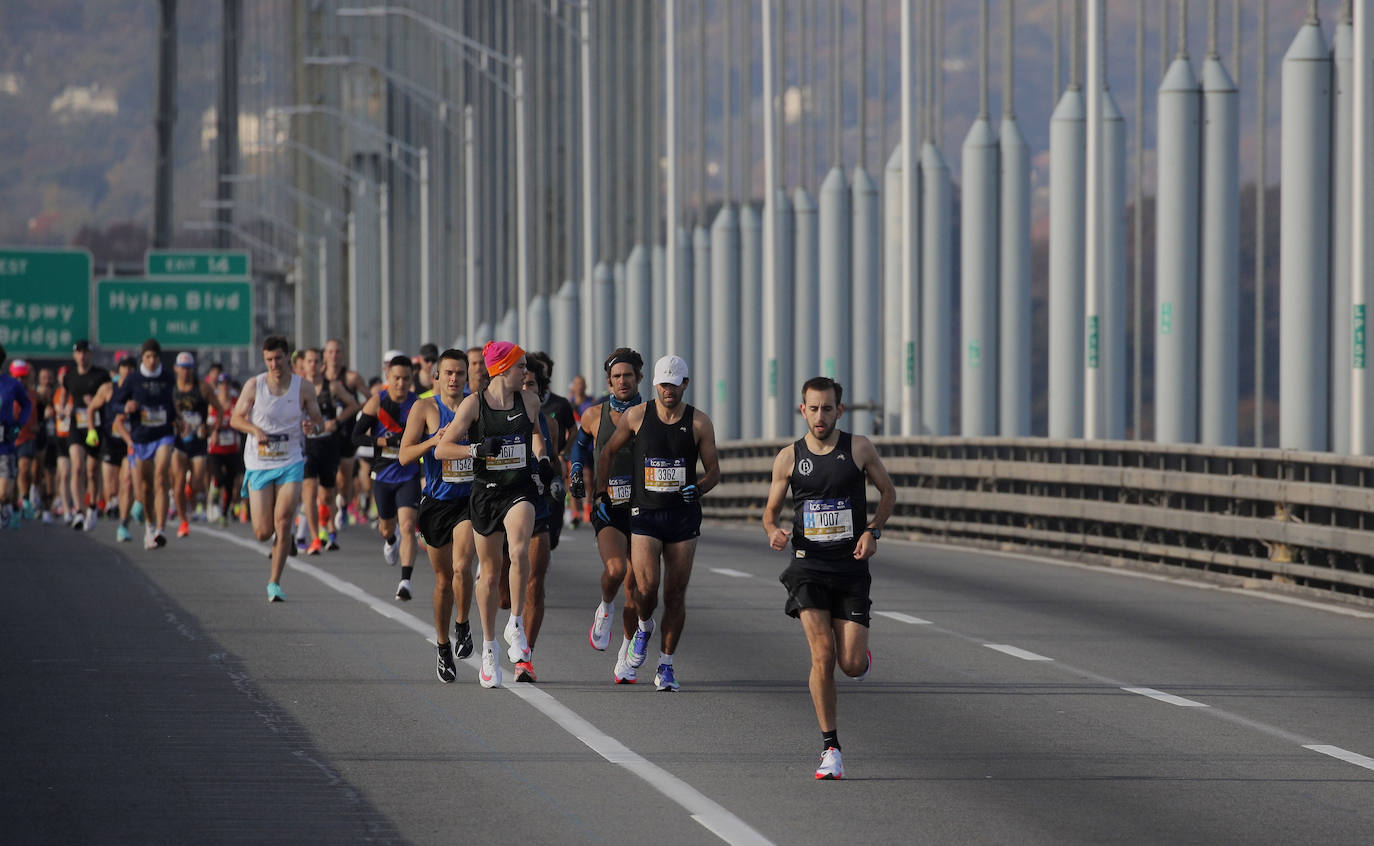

{"left": 174, "top": 351, "right": 195, "bottom": 368}
{"left": 383, "top": 349, "right": 405, "bottom": 363}
{"left": 652, "top": 354, "right": 689, "bottom": 386}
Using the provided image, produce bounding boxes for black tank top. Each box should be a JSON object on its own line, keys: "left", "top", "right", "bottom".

{"left": 790, "top": 431, "right": 868, "bottom": 566}
{"left": 631, "top": 402, "right": 697, "bottom": 511}
{"left": 308, "top": 377, "right": 337, "bottom": 440}
{"left": 473, "top": 390, "right": 535, "bottom": 491}
{"left": 174, "top": 384, "right": 209, "bottom": 443}
{"left": 596, "top": 403, "right": 636, "bottom": 506}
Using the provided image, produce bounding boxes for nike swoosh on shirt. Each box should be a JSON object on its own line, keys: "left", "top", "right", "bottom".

{"left": 507, "top": 414, "right": 521, "bottom": 421}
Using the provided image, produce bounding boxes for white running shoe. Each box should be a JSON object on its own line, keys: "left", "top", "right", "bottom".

{"left": 71, "top": 513, "right": 85, "bottom": 532}
{"left": 613, "top": 640, "right": 637, "bottom": 684}
{"left": 143, "top": 525, "right": 158, "bottom": 550}
{"left": 85, "top": 506, "right": 98, "bottom": 530}
{"left": 382, "top": 537, "right": 398, "bottom": 565}
{"left": 479, "top": 649, "right": 502, "bottom": 688}
{"left": 504, "top": 617, "right": 531, "bottom": 664}
{"left": 589, "top": 602, "right": 613, "bottom": 651}
{"left": 395, "top": 579, "right": 412, "bottom": 601}
{"left": 815, "top": 748, "right": 844, "bottom": 780}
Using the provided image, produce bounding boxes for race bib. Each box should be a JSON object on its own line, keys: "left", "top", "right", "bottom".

{"left": 643, "top": 457, "right": 687, "bottom": 493}
{"left": 180, "top": 411, "right": 203, "bottom": 428}
{"left": 801, "top": 498, "right": 855, "bottom": 543}
{"left": 218, "top": 429, "right": 239, "bottom": 447}
{"left": 380, "top": 446, "right": 400, "bottom": 460}
{"left": 257, "top": 433, "right": 289, "bottom": 460}
{"left": 140, "top": 407, "right": 168, "bottom": 427}
{"left": 485, "top": 435, "right": 526, "bottom": 470}
{"left": 442, "top": 457, "right": 474, "bottom": 484}
{"left": 74, "top": 409, "right": 90, "bottom": 429}
{"left": 609, "top": 474, "right": 632, "bottom": 506}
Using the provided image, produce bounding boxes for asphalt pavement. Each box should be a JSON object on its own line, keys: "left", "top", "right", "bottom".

{"left": 2, "top": 508, "right": 1371, "bottom": 845}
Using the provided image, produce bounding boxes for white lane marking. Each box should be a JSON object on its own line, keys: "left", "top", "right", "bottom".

{"left": 874, "top": 610, "right": 934, "bottom": 625}
{"left": 1121, "top": 687, "right": 1210, "bottom": 708}
{"left": 709, "top": 568, "right": 753, "bottom": 579}
{"left": 200, "top": 527, "right": 775, "bottom": 846}
{"left": 983, "top": 643, "right": 1054, "bottom": 662}
{"left": 1303, "top": 744, "right": 1374, "bottom": 772}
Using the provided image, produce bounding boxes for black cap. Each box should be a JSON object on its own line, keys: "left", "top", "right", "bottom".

{"left": 419, "top": 342, "right": 439, "bottom": 361}
{"left": 73, "top": 339, "right": 91, "bottom": 352}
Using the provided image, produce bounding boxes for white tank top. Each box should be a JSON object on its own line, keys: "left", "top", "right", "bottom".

{"left": 244, "top": 373, "right": 305, "bottom": 471}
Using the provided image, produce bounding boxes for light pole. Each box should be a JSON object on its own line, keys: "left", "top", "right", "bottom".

{"left": 339, "top": 5, "right": 530, "bottom": 345}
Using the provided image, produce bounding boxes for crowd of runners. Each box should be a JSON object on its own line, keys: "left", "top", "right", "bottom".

{"left": 0, "top": 334, "right": 894, "bottom": 780}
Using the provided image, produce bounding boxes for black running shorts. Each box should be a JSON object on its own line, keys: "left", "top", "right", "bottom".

{"left": 469, "top": 482, "right": 539, "bottom": 537}
{"left": 372, "top": 474, "right": 421, "bottom": 520}
{"left": 304, "top": 436, "right": 341, "bottom": 486}
{"left": 592, "top": 502, "right": 632, "bottom": 538}
{"left": 779, "top": 562, "right": 872, "bottom": 627}
{"left": 630, "top": 502, "right": 702, "bottom": 545}
{"left": 417, "top": 493, "right": 470, "bottom": 548}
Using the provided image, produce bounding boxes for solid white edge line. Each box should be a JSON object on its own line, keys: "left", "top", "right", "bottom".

{"left": 199, "top": 526, "right": 776, "bottom": 846}
{"left": 1121, "top": 687, "right": 1210, "bottom": 708}
{"left": 708, "top": 567, "right": 754, "bottom": 579}
{"left": 1303, "top": 744, "right": 1374, "bottom": 772}
{"left": 873, "top": 610, "right": 934, "bottom": 625}
{"left": 983, "top": 643, "right": 1055, "bottom": 662}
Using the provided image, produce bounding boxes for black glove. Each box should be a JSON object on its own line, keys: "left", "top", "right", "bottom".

{"left": 471, "top": 435, "right": 504, "bottom": 460}
{"left": 569, "top": 463, "right": 586, "bottom": 500}
{"left": 385, "top": 430, "right": 403, "bottom": 449}
{"left": 594, "top": 492, "right": 613, "bottom": 523}
{"left": 549, "top": 475, "right": 565, "bottom": 501}
{"left": 537, "top": 456, "right": 557, "bottom": 487}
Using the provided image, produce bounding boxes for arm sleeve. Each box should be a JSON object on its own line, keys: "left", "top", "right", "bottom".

{"left": 352, "top": 413, "right": 378, "bottom": 447}
{"left": 570, "top": 425, "right": 595, "bottom": 468}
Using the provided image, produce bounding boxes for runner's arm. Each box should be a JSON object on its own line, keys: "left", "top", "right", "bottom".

{"left": 572, "top": 406, "right": 600, "bottom": 496}
{"left": 694, "top": 413, "right": 721, "bottom": 496}
{"left": 398, "top": 398, "right": 437, "bottom": 465}
{"left": 761, "top": 445, "right": 795, "bottom": 550}
{"left": 229, "top": 378, "right": 265, "bottom": 439}
{"left": 351, "top": 393, "right": 380, "bottom": 447}
{"left": 332, "top": 381, "right": 361, "bottom": 422}
{"left": 852, "top": 435, "right": 896, "bottom": 560}
{"left": 298, "top": 379, "right": 326, "bottom": 435}
{"left": 433, "top": 393, "right": 478, "bottom": 461}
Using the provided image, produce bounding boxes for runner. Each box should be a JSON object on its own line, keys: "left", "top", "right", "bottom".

{"left": 8, "top": 360, "right": 41, "bottom": 520}
{"left": 761, "top": 376, "right": 896, "bottom": 780}
{"left": 435, "top": 342, "right": 556, "bottom": 688}
{"left": 415, "top": 343, "right": 439, "bottom": 395}
{"left": 35, "top": 367, "right": 58, "bottom": 520}
{"left": 231, "top": 336, "right": 326, "bottom": 601}
{"left": 87, "top": 355, "right": 136, "bottom": 541}
{"left": 302, "top": 347, "right": 358, "bottom": 553}
{"left": 352, "top": 354, "right": 421, "bottom": 600}
{"left": 465, "top": 347, "right": 487, "bottom": 396}
{"left": 0, "top": 345, "right": 34, "bottom": 528}
{"left": 399, "top": 348, "right": 477, "bottom": 682}
{"left": 171, "top": 352, "right": 217, "bottom": 538}
{"left": 51, "top": 368, "right": 76, "bottom": 523}
{"left": 529, "top": 351, "right": 574, "bottom": 548}
{"left": 63, "top": 340, "right": 109, "bottom": 530}
{"left": 206, "top": 374, "right": 243, "bottom": 527}
{"left": 567, "top": 373, "right": 592, "bottom": 526}
{"left": 323, "top": 338, "right": 368, "bottom": 528}
{"left": 570, "top": 347, "right": 645, "bottom": 682}
{"left": 111, "top": 339, "right": 180, "bottom": 550}
{"left": 597, "top": 355, "right": 720, "bottom": 692}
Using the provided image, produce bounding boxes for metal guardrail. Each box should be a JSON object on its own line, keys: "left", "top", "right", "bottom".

{"left": 703, "top": 436, "right": 1374, "bottom": 605}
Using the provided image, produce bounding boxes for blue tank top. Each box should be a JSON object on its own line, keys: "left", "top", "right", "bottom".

{"left": 371, "top": 391, "right": 420, "bottom": 484}
{"left": 423, "top": 396, "right": 472, "bottom": 500}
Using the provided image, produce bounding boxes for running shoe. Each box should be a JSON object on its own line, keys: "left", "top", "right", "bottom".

{"left": 8, "top": 509, "right": 20, "bottom": 530}
{"left": 504, "top": 618, "right": 531, "bottom": 663}
{"left": 453, "top": 621, "right": 474, "bottom": 660}
{"left": 130, "top": 500, "right": 145, "bottom": 524}
{"left": 589, "top": 602, "right": 614, "bottom": 651}
{"left": 85, "top": 506, "right": 98, "bottom": 530}
{"left": 286, "top": 540, "right": 297, "bottom": 557}
{"left": 815, "top": 748, "right": 844, "bottom": 780}
{"left": 627, "top": 622, "right": 653, "bottom": 669}
{"left": 654, "top": 663, "right": 679, "bottom": 692}
{"left": 326, "top": 532, "right": 340, "bottom": 551}
{"left": 479, "top": 649, "right": 501, "bottom": 688}
{"left": 116, "top": 524, "right": 132, "bottom": 543}
{"left": 514, "top": 660, "right": 537, "bottom": 683}
{"left": 306, "top": 537, "right": 324, "bottom": 555}
{"left": 0, "top": 505, "right": 11, "bottom": 529}
{"left": 21, "top": 499, "right": 35, "bottom": 520}
{"left": 333, "top": 509, "right": 346, "bottom": 532}
{"left": 848, "top": 650, "right": 872, "bottom": 682}
{"left": 266, "top": 582, "right": 286, "bottom": 603}
{"left": 435, "top": 642, "right": 457, "bottom": 683}
{"left": 383, "top": 537, "right": 398, "bottom": 565}
{"left": 176, "top": 519, "right": 191, "bottom": 539}
{"left": 613, "top": 653, "right": 638, "bottom": 684}
{"left": 143, "top": 526, "right": 158, "bottom": 549}
{"left": 71, "top": 513, "right": 85, "bottom": 532}
{"left": 153, "top": 529, "right": 167, "bottom": 548}
{"left": 395, "top": 580, "right": 412, "bottom": 601}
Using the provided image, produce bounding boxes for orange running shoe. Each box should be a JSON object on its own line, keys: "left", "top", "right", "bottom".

{"left": 176, "top": 519, "right": 191, "bottom": 538}
{"left": 306, "top": 537, "right": 324, "bottom": 555}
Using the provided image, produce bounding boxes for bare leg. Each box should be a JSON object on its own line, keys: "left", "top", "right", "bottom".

{"left": 658, "top": 539, "right": 698, "bottom": 655}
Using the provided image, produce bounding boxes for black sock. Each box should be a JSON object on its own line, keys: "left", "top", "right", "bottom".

{"left": 822, "top": 731, "right": 840, "bottom": 751}
{"left": 401, "top": 565, "right": 413, "bottom": 580}
{"left": 385, "top": 533, "right": 396, "bottom": 545}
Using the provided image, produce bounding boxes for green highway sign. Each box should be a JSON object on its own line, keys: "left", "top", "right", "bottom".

{"left": 145, "top": 250, "right": 250, "bottom": 279}
{"left": 0, "top": 247, "right": 92, "bottom": 356}
{"left": 96, "top": 278, "right": 253, "bottom": 348}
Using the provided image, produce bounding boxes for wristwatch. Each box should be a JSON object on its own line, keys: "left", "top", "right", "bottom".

{"left": 863, "top": 527, "right": 882, "bottom": 540}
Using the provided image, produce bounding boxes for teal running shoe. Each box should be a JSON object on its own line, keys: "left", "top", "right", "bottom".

{"left": 266, "top": 582, "right": 286, "bottom": 602}
{"left": 116, "top": 524, "right": 132, "bottom": 542}
{"left": 130, "top": 500, "right": 145, "bottom": 523}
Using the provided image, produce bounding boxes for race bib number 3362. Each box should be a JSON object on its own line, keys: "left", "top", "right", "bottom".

{"left": 643, "top": 458, "right": 687, "bottom": 493}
